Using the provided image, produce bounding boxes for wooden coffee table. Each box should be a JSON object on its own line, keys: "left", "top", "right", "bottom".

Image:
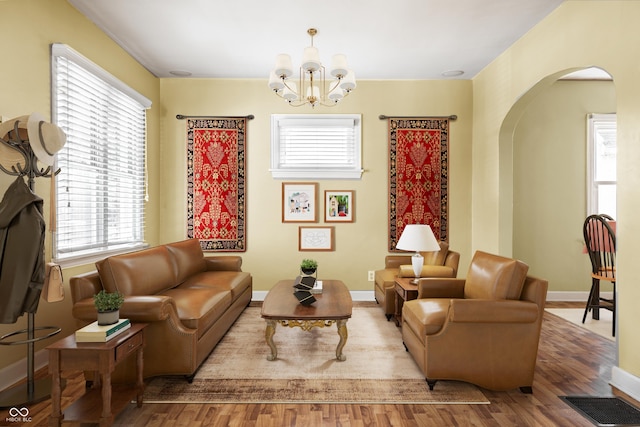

{"left": 261, "top": 279, "right": 353, "bottom": 361}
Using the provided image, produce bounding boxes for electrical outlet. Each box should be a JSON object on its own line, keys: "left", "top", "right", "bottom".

{"left": 368, "top": 271, "right": 375, "bottom": 282}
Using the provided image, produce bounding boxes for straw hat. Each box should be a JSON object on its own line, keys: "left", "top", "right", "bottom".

{"left": 27, "top": 112, "right": 67, "bottom": 166}
{"left": 0, "top": 115, "right": 29, "bottom": 169}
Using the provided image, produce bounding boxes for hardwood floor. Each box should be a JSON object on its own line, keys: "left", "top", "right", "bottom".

{"left": 0, "top": 302, "right": 625, "bottom": 426}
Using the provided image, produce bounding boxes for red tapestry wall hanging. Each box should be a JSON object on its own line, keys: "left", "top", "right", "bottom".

{"left": 187, "top": 117, "right": 246, "bottom": 251}
{"left": 388, "top": 117, "right": 449, "bottom": 251}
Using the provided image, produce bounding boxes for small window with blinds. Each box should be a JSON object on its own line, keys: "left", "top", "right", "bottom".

{"left": 270, "top": 114, "right": 362, "bottom": 179}
{"left": 51, "top": 43, "right": 151, "bottom": 264}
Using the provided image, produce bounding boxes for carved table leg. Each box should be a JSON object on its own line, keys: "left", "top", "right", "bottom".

{"left": 265, "top": 320, "right": 278, "bottom": 361}
{"left": 336, "top": 319, "right": 348, "bottom": 361}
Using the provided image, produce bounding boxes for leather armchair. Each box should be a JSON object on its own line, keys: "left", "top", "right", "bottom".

{"left": 374, "top": 241, "right": 459, "bottom": 320}
{"left": 401, "top": 251, "right": 548, "bottom": 392}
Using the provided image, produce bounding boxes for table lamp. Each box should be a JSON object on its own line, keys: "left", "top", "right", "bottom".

{"left": 396, "top": 224, "right": 440, "bottom": 284}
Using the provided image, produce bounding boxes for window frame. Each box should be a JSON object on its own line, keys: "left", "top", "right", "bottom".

{"left": 586, "top": 113, "right": 617, "bottom": 219}
{"left": 51, "top": 43, "right": 151, "bottom": 266}
{"left": 270, "top": 114, "right": 363, "bottom": 179}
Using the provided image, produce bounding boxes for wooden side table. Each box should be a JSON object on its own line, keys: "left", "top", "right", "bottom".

{"left": 47, "top": 323, "right": 147, "bottom": 427}
{"left": 394, "top": 277, "right": 419, "bottom": 327}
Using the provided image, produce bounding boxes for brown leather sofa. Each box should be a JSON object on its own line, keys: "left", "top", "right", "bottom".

{"left": 401, "top": 251, "right": 548, "bottom": 392}
{"left": 70, "top": 238, "right": 252, "bottom": 380}
{"left": 374, "top": 241, "right": 459, "bottom": 320}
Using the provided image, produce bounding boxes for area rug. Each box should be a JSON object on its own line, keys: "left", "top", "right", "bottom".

{"left": 186, "top": 116, "right": 246, "bottom": 251}
{"left": 387, "top": 117, "right": 449, "bottom": 250}
{"left": 545, "top": 308, "right": 614, "bottom": 341}
{"left": 144, "top": 306, "right": 488, "bottom": 404}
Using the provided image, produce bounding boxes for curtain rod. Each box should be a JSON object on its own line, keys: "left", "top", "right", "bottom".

{"left": 379, "top": 114, "right": 457, "bottom": 121}
{"left": 176, "top": 114, "right": 255, "bottom": 120}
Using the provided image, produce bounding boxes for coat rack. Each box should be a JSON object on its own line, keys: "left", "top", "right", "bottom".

{"left": 0, "top": 121, "right": 61, "bottom": 407}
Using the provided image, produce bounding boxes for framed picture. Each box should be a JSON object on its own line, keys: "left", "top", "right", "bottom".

{"left": 325, "top": 190, "right": 355, "bottom": 222}
{"left": 299, "top": 226, "right": 334, "bottom": 251}
{"left": 282, "top": 182, "right": 318, "bottom": 222}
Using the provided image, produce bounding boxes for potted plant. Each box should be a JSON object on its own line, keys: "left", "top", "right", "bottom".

{"left": 93, "top": 290, "right": 124, "bottom": 325}
{"left": 300, "top": 259, "right": 318, "bottom": 275}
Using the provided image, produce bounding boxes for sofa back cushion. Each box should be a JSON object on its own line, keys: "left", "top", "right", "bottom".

{"left": 421, "top": 241, "right": 449, "bottom": 266}
{"left": 165, "top": 238, "right": 207, "bottom": 284}
{"left": 464, "top": 251, "right": 528, "bottom": 300}
{"left": 96, "top": 246, "right": 177, "bottom": 296}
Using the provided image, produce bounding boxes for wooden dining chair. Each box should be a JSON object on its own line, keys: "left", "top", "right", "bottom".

{"left": 582, "top": 214, "right": 616, "bottom": 336}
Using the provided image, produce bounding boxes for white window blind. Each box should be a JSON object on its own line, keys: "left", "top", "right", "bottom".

{"left": 51, "top": 43, "right": 151, "bottom": 263}
{"left": 270, "top": 114, "right": 362, "bottom": 179}
{"left": 587, "top": 113, "right": 617, "bottom": 219}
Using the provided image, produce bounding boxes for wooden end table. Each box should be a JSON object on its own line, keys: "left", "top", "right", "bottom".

{"left": 394, "top": 277, "right": 419, "bottom": 327}
{"left": 47, "top": 323, "right": 147, "bottom": 427}
{"left": 261, "top": 280, "right": 353, "bottom": 361}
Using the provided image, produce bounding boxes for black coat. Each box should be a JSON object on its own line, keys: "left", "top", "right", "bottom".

{"left": 0, "top": 176, "right": 46, "bottom": 324}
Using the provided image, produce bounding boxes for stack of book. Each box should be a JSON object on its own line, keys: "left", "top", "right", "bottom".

{"left": 293, "top": 275, "right": 317, "bottom": 306}
{"left": 310, "top": 280, "right": 323, "bottom": 294}
{"left": 75, "top": 318, "right": 131, "bottom": 343}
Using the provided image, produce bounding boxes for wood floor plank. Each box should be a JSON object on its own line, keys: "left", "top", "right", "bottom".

{"left": 0, "top": 301, "right": 628, "bottom": 427}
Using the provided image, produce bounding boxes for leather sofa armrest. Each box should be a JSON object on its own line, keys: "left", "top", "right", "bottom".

{"left": 72, "top": 295, "right": 179, "bottom": 323}
{"left": 70, "top": 271, "right": 102, "bottom": 304}
{"left": 448, "top": 299, "right": 539, "bottom": 323}
{"left": 417, "top": 278, "right": 465, "bottom": 298}
{"left": 204, "top": 256, "right": 243, "bottom": 272}
{"left": 384, "top": 255, "right": 412, "bottom": 269}
{"left": 443, "top": 250, "right": 460, "bottom": 277}
{"left": 399, "top": 265, "right": 455, "bottom": 278}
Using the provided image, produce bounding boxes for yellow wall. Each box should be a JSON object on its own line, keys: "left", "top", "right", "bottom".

{"left": 0, "top": 0, "right": 160, "bottom": 368}
{"left": 473, "top": 0, "right": 640, "bottom": 383}
{"left": 159, "top": 79, "right": 473, "bottom": 291}
{"left": 513, "top": 80, "right": 616, "bottom": 290}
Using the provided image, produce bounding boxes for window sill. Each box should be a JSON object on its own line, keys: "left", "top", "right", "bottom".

{"left": 270, "top": 169, "right": 363, "bottom": 180}
{"left": 53, "top": 244, "right": 149, "bottom": 269}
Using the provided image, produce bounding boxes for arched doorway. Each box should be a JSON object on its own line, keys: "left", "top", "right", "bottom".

{"left": 498, "top": 67, "right": 615, "bottom": 294}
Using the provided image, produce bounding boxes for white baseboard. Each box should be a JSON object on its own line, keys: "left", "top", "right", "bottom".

{"left": 546, "top": 291, "right": 612, "bottom": 302}
{"left": 611, "top": 367, "right": 640, "bottom": 403}
{"left": 0, "top": 349, "right": 49, "bottom": 394}
{"left": 255, "top": 289, "right": 600, "bottom": 303}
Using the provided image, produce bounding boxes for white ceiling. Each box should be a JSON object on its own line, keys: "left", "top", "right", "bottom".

{"left": 68, "top": 0, "right": 567, "bottom": 80}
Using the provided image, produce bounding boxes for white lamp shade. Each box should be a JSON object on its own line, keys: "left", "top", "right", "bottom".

{"left": 301, "top": 46, "right": 321, "bottom": 72}
{"left": 282, "top": 82, "right": 298, "bottom": 101}
{"left": 268, "top": 71, "right": 285, "bottom": 91}
{"left": 339, "top": 70, "right": 357, "bottom": 91}
{"left": 274, "top": 54, "right": 293, "bottom": 78}
{"left": 330, "top": 54, "right": 349, "bottom": 77}
{"left": 306, "top": 85, "right": 320, "bottom": 99}
{"left": 396, "top": 224, "right": 440, "bottom": 252}
{"left": 328, "top": 86, "right": 344, "bottom": 102}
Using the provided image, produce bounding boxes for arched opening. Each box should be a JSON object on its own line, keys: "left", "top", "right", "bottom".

{"left": 498, "top": 67, "right": 615, "bottom": 294}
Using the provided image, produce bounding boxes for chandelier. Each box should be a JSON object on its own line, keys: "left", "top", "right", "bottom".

{"left": 268, "top": 28, "right": 356, "bottom": 108}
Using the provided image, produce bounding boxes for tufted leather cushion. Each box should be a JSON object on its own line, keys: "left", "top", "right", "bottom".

{"left": 97, "top": 246, "right": 178, "bottom": 296}
{"left": 402, "top": 298, "right": 451, "bottom": 342}
{"left": 421, "top": 241, "right": 449, "bottom": 265}
{"left": 166, "top": 238, "right": 207, "bottom": 284}
{"left": 463, "top": 251, "right": 528, "bottom": 300}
